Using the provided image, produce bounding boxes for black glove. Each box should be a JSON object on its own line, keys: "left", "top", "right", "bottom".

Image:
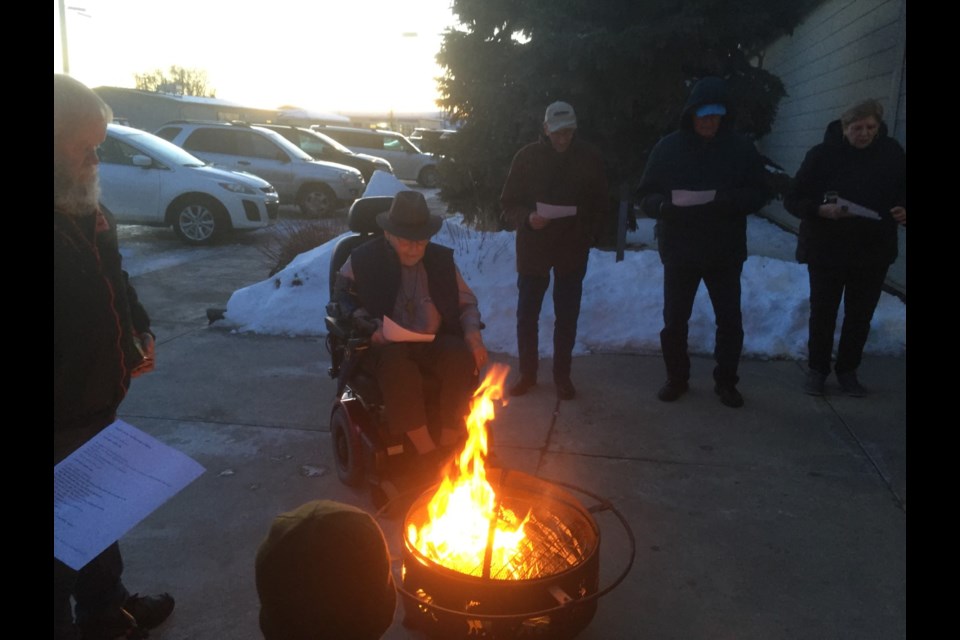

{"left": 640, "top": 193, "right": 674, "bottom": 219}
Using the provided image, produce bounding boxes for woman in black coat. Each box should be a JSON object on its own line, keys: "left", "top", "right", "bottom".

{"left": 785, "top": 99, "right": 906, "bottom": 396}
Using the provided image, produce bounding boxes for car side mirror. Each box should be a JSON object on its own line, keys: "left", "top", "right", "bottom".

{"left": 132, "top": 154, "right": 153, "bottom": 168}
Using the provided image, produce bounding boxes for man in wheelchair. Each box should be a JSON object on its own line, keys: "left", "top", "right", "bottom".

{"left": 329, "top": 190, "right": 488, "bottom": 480}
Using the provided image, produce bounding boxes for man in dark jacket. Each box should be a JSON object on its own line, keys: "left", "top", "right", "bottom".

{"left": 333, "top": 190, "right": 487, "bottom": 460}
{"left": 54, "top": 74, "right": 173, "bottom": 640}
{"left": 500, "top": 101, "right": 609, "bottom": 400}
{"left": 636, "top": 77, "right": 768, "bottom": 408}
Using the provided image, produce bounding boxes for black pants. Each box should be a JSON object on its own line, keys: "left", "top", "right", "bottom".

{"left": 54, "top": 542, "right": 129, "bottom": 639}
{"left": 368, "top": 334, "right": 477, "bottom": 441}
{"left": 661, "top": 263, "right": 744, "bottom": 386}
{"left": 516, "top": 263, "right": 587, "bottom": 382}
{"left": 807, "top": 263, "right": 888, "bottom": 375}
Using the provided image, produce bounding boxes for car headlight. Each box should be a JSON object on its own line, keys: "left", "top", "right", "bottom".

{"left": 338, "top": 172, "right": 364, "bottom": 187}
{"left": 218, "top": 181, "right": 258, "bottom": 195}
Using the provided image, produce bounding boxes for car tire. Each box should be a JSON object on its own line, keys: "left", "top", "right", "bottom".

{"left": 298, "top": 184, "right": 336, "bottom": 217}
{"left": 417, "top": 165, "right": 440, "bottom": 188}
{"left": 331, "top": 404, "right": 364, "bottom": 486}
{"left": 171, "top": 196, "right": 228, "bottom": 245}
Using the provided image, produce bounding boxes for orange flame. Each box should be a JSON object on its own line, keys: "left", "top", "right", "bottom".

{"left": 406, "top": 364, "right": 531, "bottom": 578}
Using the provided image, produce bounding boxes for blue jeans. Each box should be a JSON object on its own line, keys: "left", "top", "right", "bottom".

{"left": 516, "top": 263, "right": 587, "bottom": 382}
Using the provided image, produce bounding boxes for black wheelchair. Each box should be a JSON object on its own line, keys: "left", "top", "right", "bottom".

{"left": 324, "top": 196, "right": 473, "bottom": 503}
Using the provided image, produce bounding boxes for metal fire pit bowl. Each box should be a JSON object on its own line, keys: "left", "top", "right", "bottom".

{"left": 399, "top": 468, "right": 635, "bottom": 639}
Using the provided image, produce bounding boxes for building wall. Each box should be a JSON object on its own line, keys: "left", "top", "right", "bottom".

{"left": 94, "top": 87, "right": 280, "bottom": 132}
{"left": 757, "top": 0, "right": 907, "bottom": 297}
{"left": 759, "top": 0, "right": 906, "bottom": 173}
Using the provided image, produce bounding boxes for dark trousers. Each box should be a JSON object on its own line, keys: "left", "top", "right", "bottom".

{"left": 368, "top": 334, "right": 477, "bottom": 442}
{"left": 54, "top": 542, "right": 129, "bottom": 639}
{"left": 807, "top": 263, "right": 888, "bottom": 375}
{"left": 661, "top": 263, "right": 744, "bottom": 385}
{"left": 516, "top": 263, "right": 587, "bottom": 382}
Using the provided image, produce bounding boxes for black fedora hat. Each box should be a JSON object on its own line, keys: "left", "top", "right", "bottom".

{"left": 376, "top": 190, "right": 443, "bottom": 240}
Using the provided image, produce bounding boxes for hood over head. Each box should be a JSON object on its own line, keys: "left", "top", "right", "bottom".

{"left": 680, "top": 76, "right": 730, "bottom": 131}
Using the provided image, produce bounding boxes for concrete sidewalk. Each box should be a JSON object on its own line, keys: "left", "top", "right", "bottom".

{"left": 110, "top": 225, "right": 905, "bottom": 640}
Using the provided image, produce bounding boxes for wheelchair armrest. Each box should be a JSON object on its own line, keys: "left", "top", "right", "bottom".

{"left": 325, "top": 315, "right": 351, "bottom": 340}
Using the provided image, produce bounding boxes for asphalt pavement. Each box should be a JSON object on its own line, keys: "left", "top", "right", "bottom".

{"left": 111, "top": 209, "right": 906, "bottom": 640}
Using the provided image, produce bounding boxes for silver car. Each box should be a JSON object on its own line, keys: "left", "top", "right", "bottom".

{"left": 317, "top": 125, "right": 439, "bottom": 188}
{"left": 155, "top": 121, "right": 365, "bottom": 217}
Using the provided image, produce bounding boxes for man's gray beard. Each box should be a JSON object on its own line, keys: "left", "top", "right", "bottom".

{"left": 54, "top": 168, "right": 101, "bottom": 218}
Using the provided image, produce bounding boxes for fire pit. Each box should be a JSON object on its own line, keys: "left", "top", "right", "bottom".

{"left": 397, "top": 365, "right": 634, "bottom": 639}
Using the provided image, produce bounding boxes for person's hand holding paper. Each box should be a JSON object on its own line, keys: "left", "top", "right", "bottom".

{"left": 536, "top": 202, "right": 578, "bottom": 219}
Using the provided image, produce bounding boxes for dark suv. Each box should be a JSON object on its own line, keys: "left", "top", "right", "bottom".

{"left": 259, "top": 124, "right": 393, "bottom": 182}
{"left": 154, "top": 121, "right": 365, "bottom": 217}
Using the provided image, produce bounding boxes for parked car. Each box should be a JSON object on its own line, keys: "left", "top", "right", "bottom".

{"left": 154, "top": 121, "right": 365, "bottom": 217}
{"left": 409, "top": 128, "right": 457, "bottom": 156}
{"left": 258, "top": 124, "right": 393, "bottom": 182}
{"left": 98, "top": 123, "right": 280, "bottom": 245}
{"left": 316, "top": 125, "right": 439, "bottom": 187}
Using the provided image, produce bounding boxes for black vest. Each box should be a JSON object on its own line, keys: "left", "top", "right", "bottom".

{"left": 351, "top": 237, "right": 463, "bottom": 337}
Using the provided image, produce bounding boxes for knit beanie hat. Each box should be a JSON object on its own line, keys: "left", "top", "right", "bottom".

{"left": 256, "top": 500, "right": 396, "bottom": 640}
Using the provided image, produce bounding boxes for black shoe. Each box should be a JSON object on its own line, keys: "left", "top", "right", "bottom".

{"left": 657, "top": 380, "right": 688, "bottom": 402}
{"left": 837, "top": 371, "right": 867, "bottom": 397}
{"left": 509, "top": 376, "right": 537, "bottom": 397}
{"left": 123, "top": 593, "right": 175, "bottom": 632}
{"left": 714, "top": 383, "right": 744, "bottom": 408}
{"left": 555, "top": 378, "right": 576, "bottom": 400}
{"left": 803, "top": 370, "right": 827, "bottom": 396}
{"left": 79, "top": 593, "right": 174, "bottom": 640}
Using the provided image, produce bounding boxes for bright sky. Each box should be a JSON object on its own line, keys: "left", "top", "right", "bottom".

{"left": 53, "top": 0, "right": 458, "bottom": 114}
{"left": 210, "top": 174, "right": 907, "bottom": 361}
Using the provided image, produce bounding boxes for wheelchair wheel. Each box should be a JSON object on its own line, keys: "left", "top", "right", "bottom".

{"left": 331, "top": 404, "right": 364, "bottom": 486}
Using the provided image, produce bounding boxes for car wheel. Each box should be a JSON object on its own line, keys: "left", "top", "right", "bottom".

{"left": 171, "top": 197, "right": 227, "bottom": 245}
{"left": 331, "top": 404, "right": 364, "bottom": 486}
{"left": 417, "top": 165, "right": 440, "bottom": 188}
{"left": 298, "top": 184, "right": 336, "bottom": 217}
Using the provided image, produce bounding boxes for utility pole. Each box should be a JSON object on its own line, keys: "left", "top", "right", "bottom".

{"left": 59, "top": 0, "right": 70, "bottom": 74}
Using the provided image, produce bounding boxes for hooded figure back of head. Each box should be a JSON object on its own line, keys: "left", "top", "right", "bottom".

{"left": 680, "top": 76, "right": 729, "bottom": 130}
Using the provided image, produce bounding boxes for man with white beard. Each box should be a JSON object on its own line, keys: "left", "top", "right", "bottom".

{"left": 54, "top": 74, "right": 174, "bottom": 640}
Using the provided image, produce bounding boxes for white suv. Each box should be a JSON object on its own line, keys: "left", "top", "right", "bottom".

{"left": 98, "top": 124, "right": 280, "bottom": 245}
{"left": 154, "top": 121, "right": 365, "bottom": 216}
{"left": 317, "top": 126, "right": 439, "bottom": 187}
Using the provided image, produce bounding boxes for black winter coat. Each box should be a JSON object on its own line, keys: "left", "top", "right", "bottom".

{"left": 784, "top": 120, "right": 906, "bottom": 267}
{"left": 636, "top": 77, "right": 769, "bottom": 269}
{"left": 54, "top": 208, "right": 151, "bottom": 458}
{"left": 500, "top": 137, "right": 609, "bottom": 276}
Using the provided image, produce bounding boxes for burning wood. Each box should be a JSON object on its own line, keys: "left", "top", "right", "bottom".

{"left": 406, "top": 364, "right": 533, "bottom": 579}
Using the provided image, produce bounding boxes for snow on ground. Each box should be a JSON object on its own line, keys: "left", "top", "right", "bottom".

{"left": 223, "top": 173, "right": 905, "bottom": 361}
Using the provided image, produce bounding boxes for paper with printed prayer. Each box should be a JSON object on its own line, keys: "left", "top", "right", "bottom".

{"left": 536, "top": 202, "right": 577, "bottom": 219}
{"left": 671, "top": 189, "right": 717, "bottom": 206}
{"left": 383, "top": 315, "right": 436, "bottom": 343}
{"left": 54, "top": 420, "right": 206, "bottom": 570}
{"left": 836, "top": 197, "right": 881, "bottom": 220}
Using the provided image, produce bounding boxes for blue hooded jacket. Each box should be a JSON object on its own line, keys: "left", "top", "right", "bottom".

{"left": 636, "top": 77, "right": 769, "bottom": 268}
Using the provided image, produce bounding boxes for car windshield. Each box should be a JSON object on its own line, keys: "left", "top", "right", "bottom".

{"left": 307, "top": 130, "right": 355, "bottom": 155}
{"left": 254, "top": 127, "right": 316, "bottom": 161}
{"left": 126, "top": 130, "right": 207, "bottom": 167}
